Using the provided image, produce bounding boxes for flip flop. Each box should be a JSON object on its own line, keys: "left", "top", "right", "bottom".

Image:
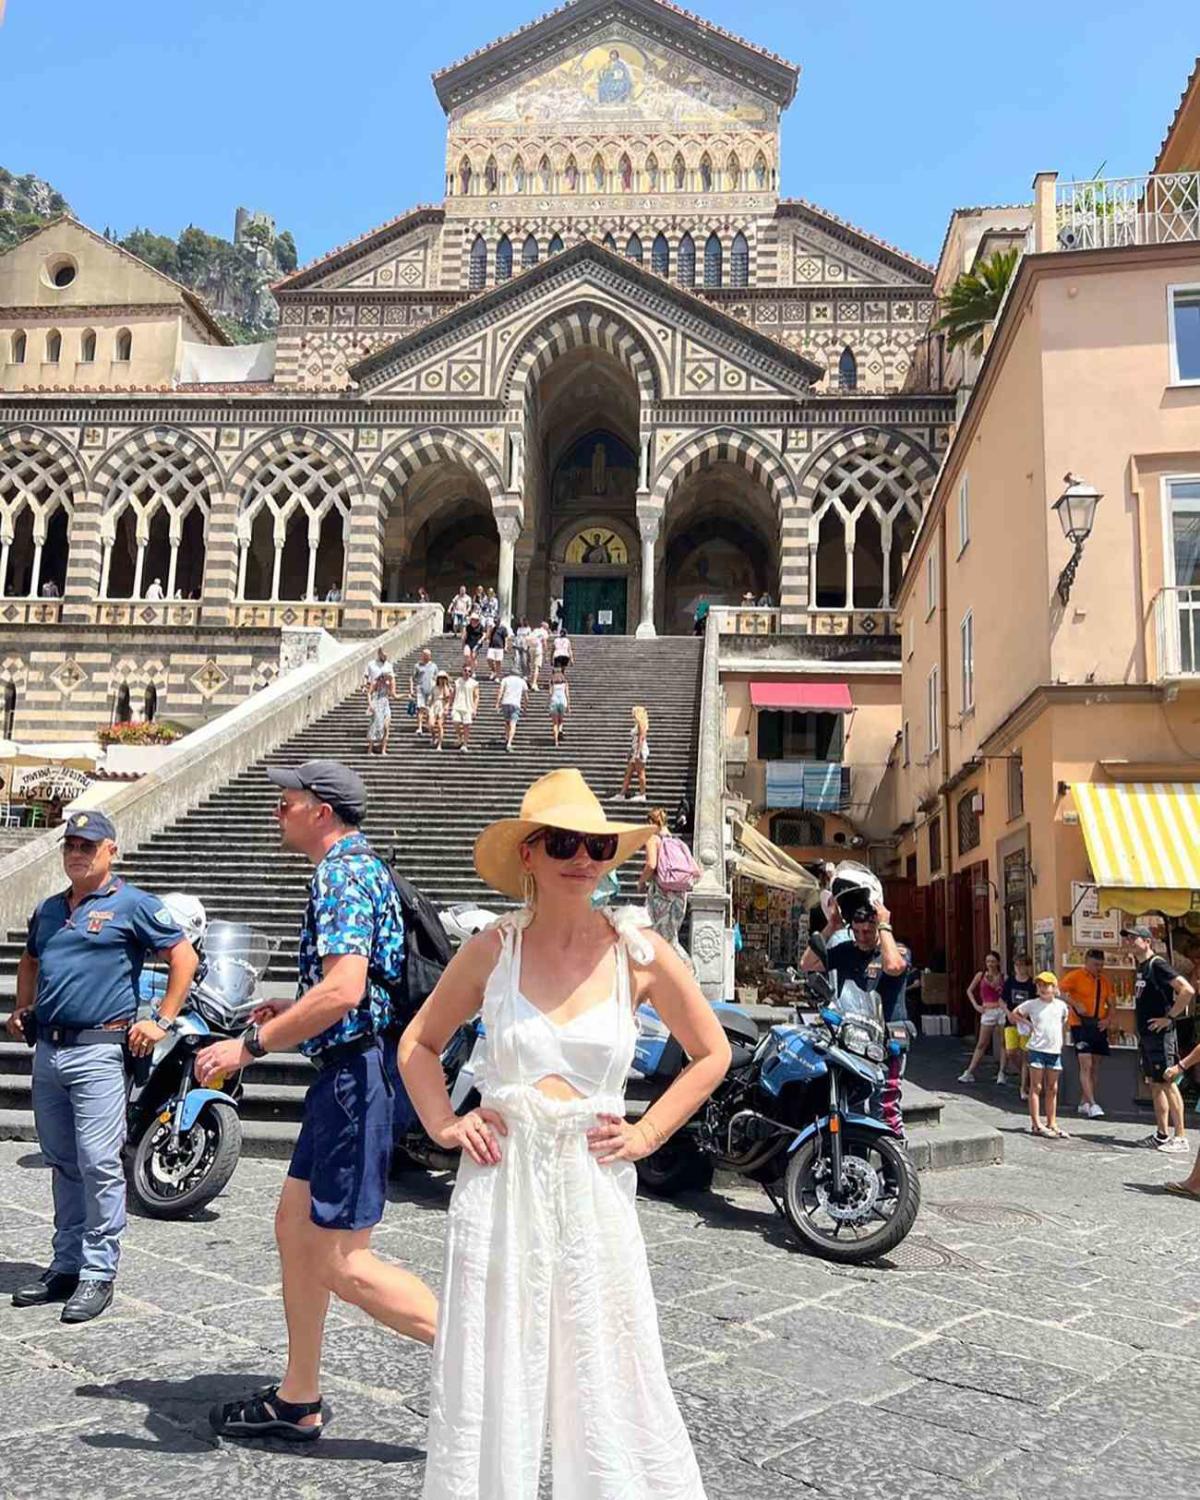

{"left": 1164, "top": 1181, "right": 1200, "bottom": 1200}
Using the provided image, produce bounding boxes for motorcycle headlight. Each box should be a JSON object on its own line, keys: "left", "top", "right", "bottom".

{"left": 841, "top": 1023, "right": 872, "bottom": 1057}
{"left": 866, "top": 1041, "right": 886, "bottom": 1064}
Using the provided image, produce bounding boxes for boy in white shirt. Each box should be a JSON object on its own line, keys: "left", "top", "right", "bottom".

{"left": 1015, "top": 973, "right": 1071, "bottom": 1139}
{"left": 496, "top": 668, "right": 528, "bottom": 753}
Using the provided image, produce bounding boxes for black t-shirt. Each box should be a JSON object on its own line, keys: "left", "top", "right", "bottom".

{"left": 820, "top": 934, "right": 909, "bottom": 1023}
{"left": 1003, "top": 976, "right": 1037, "bottom": 1013}
{"left": 1134, "top": 957, "right": 1179, "bottom": 1032}
{"left": 464, "top": 622, "right": 484, "bottom": 648}
{"left": 489, "top": 624, "right": 508, "bottom": 649}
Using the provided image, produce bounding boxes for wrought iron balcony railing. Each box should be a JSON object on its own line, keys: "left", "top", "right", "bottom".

{"left": 1153, "top": 585, "right": 1200, "bottom": 678}
{"left": 1055, "top": 172, "right": 1200, "bottom": 251}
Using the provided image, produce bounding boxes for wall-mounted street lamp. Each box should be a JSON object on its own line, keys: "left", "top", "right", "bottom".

{"left": 1052, "top": 473, "right": 1102, "bottom": 605}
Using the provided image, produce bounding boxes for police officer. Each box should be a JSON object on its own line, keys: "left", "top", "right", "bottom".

{"left": 197, "top": 761, "right": 436, "bottom": 1442}
{"left": 7, "top": 810, "right": 197, "bottom": 1323}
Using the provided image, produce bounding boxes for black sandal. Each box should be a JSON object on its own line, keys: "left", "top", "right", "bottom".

{"left": 209, "top": 1383, "right": 324, "bottom": 1442}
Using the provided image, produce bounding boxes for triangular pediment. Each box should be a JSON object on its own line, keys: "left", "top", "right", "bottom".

{"left": 350, "top": 241, "right": 821, "bottom": 401}
{"left": 273, "top": 208, "right": 444, "bottom": 293}
{"left": 434, "top": 0, "right": 798, "bottom": 116}
{"left": 778, "top": 203, "right": 933, "bottom": 288}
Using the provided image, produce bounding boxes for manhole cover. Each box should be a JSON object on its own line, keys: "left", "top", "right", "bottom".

{"left": 846, "top": 1234, "right": 974, "bottom": 1272}
{"left": 930, "top": 1201, "right": 1044, "bottom": 1229}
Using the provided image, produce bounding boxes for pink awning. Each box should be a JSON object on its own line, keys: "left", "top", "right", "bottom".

{"left": 750, "top": 681, "right": 853, "bottom": 712}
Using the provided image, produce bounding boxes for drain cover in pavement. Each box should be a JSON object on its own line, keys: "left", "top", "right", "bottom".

{"left": 930, "top": 1201, "right": 1044, "bottom": 1229}
{"left": 870, "top": 1235, "right": 972, "bottom": 1271}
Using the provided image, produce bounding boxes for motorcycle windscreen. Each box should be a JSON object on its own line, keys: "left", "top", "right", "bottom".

{"left": 834, "top": 979, "right": 883, "bottom": 1023}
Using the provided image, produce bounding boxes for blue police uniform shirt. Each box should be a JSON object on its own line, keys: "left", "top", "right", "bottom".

{"left": 26, "top": 879, "right": 186, "bottom": 1028}
{"left": 297, "top": 832, "right": 405, "bottom": 1058}
{"left": 823, "top": 927, "right": 909, "bottom": 1023}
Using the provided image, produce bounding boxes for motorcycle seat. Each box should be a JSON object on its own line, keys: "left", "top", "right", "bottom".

{"left": 717, "top": 1009, "right": 760, "bottom": 1050}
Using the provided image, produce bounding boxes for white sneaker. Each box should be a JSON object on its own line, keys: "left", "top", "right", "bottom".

{"left": 957, "top": 1071, "right": 976, "bottom": 1084}
{"left": 1082, "top": 1102, "right": 1104, "bottom": 1118}
{"left": 1158, "top": 1136, "right": 1190, "bottom": 1154}
{"left": 994, "top": 1073, "right": 1006, "bottom": 1086}
{"left": 631, "top": 793, "right": 647, "bottom": 803}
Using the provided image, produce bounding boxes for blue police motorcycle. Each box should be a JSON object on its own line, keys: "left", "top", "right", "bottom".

{"left": 631, "top": 971, "right": 920, "bottom": 1264}
{"left": 130, "top": 918, "right": 273, "bottom": 1218}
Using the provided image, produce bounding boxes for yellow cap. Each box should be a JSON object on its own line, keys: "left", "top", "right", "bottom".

{"left": 1036, "top": 971, "right": 1058, "bottom": 986}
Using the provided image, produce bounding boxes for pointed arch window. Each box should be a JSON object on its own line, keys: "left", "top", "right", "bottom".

{"left": 703, "top": 232, "right": 722, "bottom": 287}
{"left": 646, "top": 153, "right": 659, "bottom": 190}
{"left": 699, "top": 154, "right": 713, "bottom": 192}
{"left": 459, "top": 157, "right": 473, "bottom": 195}
{"left": 468, "top": 235, "right": 488, "bottom": 292}
{"left": 484, "top": 156, "right": 499, "bottom": 194}
{"left": 10, "top": 331, "right": 26, "bottom": 364}
{"left": 522, "top": 234, "right": 539, "bottom": 269}
{"left": 548, "top": 233, "right": 565, "bottom": 255}
{"left": 678, "top": 232, "right": 695, "bottom": 287}
{"left": 602, "top": 232, "right": 617, "bottom": 254}
{"left": 539, "top": 154, "right": 553, "bottom": 192}
{"left": 838, "top": 346, "right": 858, "bottom": 392}
{"left": 512, "top": 157, "right": 526, "bottom": 193}
{"left": 651, "top": 233, "right": 669, "bottom": 276}
{"left": 726, "top": 153, "right": 741, "bottom": 191}
{"left": 565, "top": 156, "right": 579, "bottom": 191}
{"left": 625, "top": 233, "right": 643, "bottom": 266}
{"left": 811, "top": 448, "right": 924, "bottom": 610}
{"left": 619, "top": 153, "right": 633, "bottom": 191}
{"left": 237, "top": 445, "right": 349, "bottom": 603}
{"left": 0, "top": 441, "right": 74, "bottom": 598}
{"left": 496, "top": 235, "right": 513, "bottom": 282}
{"left": 80, "top": 328, "right": 97, "bottom": 362}
{"left": 592, "top": 154, "right": 606, "bottom": 191}
{"left": 753, "top": 152, "right": 768, "bottom": 189}
{"left": 672, "top": 153, "right": 686, "bottom": 190}
{"left": 45, "top": 329, "right": 62, "bottom": 363}
{"left": 101, "top": 444, "right": 211, "bottom": 602}
{"left": 731, "top": 231, "right": 749, "bottom": 288}
{"left": 115, "top": 328, "right": 132, "bottom": 361}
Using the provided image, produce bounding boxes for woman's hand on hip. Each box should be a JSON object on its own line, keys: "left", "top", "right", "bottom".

{"left": 588, "top": 1113, "right": 655, "bottom": 1165}
{"left": 435, "top": 1107, "right": 508, "bottom": 1166}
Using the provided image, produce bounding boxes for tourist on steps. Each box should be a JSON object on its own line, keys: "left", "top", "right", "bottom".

{"left": 638, "top": 806, "right": 691, "bottom": 959}
{"left": 364, "top": 647, "right": 395, "bottom": 757}
{"left": 201, "top": 760, "right": 437, "bottom": 1444}
{"left": 409, "top": 648, "right": 438, "bottom": 739}
{"left": 399, "top": 768, "right": 727, "bottom": 1498}
{"left": 551, "top": 625, "right": 573, "bottom": 676}
{"left": 429, "top": 670, "right": 452, "bottom": 751}
{"left": 451, "top": 663, "right": 479, "bottom": 753}
{"left": 461, "top": 612, "right": 485, "bottom": 668}
{"left": 449, "top": 585, "right": 471, "bottom": 635}
{"left": 620, "top": 705, "right": 650, "bottom": 802}
{"left": 548, "top": 667, "right": 570, "bottom": 745}
{"left": 485, "top": 618, "right": 508, "bottom": 681}
{"left": 497, "top": 664, "right": 528, "bottom": 753}
{"left": 528, "top": 619, "right": 550, "bottom": 690}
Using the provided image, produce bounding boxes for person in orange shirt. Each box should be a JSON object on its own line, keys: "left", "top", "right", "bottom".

{"left": 1059, "top": 948, "right": 1114, "bottom": 1119}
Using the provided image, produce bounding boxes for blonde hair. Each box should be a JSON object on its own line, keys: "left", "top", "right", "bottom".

{"left": 648, "top": 806, "right": 668, "bottom": 830}
{"left": 632, "top": 705, "right": 649, "bottom": 734}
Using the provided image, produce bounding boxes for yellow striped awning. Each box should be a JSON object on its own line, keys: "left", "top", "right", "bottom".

{"left": 1073, "top": 781, "right": 1200, "bottom": 918}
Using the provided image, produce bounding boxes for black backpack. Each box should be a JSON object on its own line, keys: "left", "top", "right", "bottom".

{"left": 324, "top": 845, "right": 453, "bottom": 1035}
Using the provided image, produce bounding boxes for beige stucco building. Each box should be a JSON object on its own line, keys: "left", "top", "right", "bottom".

{"left": 881, "top": 79, "right": 1200, "bottom": 1021}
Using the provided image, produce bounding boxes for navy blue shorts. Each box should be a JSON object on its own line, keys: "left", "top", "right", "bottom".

{"left": 288, "top": 1042, "right": 392, "bottom": 1231}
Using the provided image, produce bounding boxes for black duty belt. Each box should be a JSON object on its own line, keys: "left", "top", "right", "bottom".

{"left": 310, "top": 1034, "right": 381, "bottom": 1072}
{"left": 38, "top": 1022, "right": 130, "bottom": 1047}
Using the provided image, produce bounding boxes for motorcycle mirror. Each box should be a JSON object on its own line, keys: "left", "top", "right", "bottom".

{"left": 806, "top": 971, "right": 834, "bottom": 1004}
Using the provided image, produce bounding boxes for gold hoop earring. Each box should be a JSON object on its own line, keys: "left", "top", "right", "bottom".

{"left": 521, "top": 872, "right": 536, "bottom": 908}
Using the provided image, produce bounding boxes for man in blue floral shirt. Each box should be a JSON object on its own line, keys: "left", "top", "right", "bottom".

{"left": 197, "top": 758, "right": 436, "bottom": 1443}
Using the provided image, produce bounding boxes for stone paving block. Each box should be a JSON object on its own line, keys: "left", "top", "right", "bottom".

{"left": 674, "top": 1278, "right": 809, "bottom": 1324}
{"left": 948, "top": 1309, "right": 1136, "bottom": 1375}
{"left": 0, "top": 1429, "right": 233, "bottom": 1500}
{"left": 696, "top": 1444, "right": 823, "bottom": 1497}
{"left": 647, "top": 1261, "right": 731, "bottom": 1303}
{"left": 1065, "top": 1308, "right": 1200, "bottom": 1358}
{"left": 752, "top": 1302, "right": 923, "bottom": 1361}
{"left": 110, "top": 1251, "right": 263, "bottom": 1312}
{"left": 810, "top": 1280, "right": 975, "bottom": 1333}
{"left": 654, "top": 1300, "right": 772, "bottom": 1354}
{"left": 895, "top": 1337, "right": 1087, "bottom": 1404}
{"left": 0, "top": 1365, "right": 96, "bottom": 1437}
{"left": 791, "top": 1400, "right": 998, "bottom": 1480}
{"left": 768, "top": 1440, "right": 970, "bottom": 1499}
{"left": 725, "top": 1252, "right": 845, "bottom": 1300}
{"left": 21, "top": 1312, "right": 262, "bottom": 1382}
{"left": 726, "top": 1334, "right": 914, "bottom": 1402}
{"left": 315, "top": 1323, "right": 433, "bottom": 1396}
{"left": 871, "top": 1378, "right": 1071, "bottom": 1449}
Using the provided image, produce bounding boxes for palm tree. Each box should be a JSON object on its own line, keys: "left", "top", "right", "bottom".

{"left": 932, "top": 248, "right": 1020, "bottom": 356}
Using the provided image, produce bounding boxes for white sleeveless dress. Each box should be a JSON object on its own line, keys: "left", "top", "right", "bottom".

{"left": 421, "top": 912, "right": 708, "bottom": 1500}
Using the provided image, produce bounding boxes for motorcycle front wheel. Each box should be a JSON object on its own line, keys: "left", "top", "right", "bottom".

{"left": 782, "top": 1124, "right": 920, "bottom": 1264}
{"left": 127, "top": 1101, "right": 242, "bottom": 1219}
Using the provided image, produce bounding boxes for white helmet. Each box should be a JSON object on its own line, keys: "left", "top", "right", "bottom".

{"left": 160, "top": 891, "right": 208, "bottom": 947}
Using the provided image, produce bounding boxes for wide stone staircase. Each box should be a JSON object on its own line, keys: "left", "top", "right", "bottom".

{"left": 0, "top": 634, "right": 704, "bottom": 1155}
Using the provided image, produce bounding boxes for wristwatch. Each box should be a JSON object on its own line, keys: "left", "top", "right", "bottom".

{"left": 241, "top": 1023, "right": 268, "bottom": 1059}
{"left": 878, "top": 922, "right": 894, "bottom": 934}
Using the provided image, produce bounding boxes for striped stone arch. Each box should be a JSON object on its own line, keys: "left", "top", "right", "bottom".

{"left": 0, "top": 425, "right": 87, "bottom": 600}
{"left": 227, "top": 425, "right": 364, "bottom": 505}
{"left": 367, "top": 429, "right": 505, "bottom": 511}
{"left": 0, "top": 424, "right": 87, "bottom": 504}
{"left": 795, "top": 425, "right": 937, "bottom": 508}
{"left": 650, "top": 428, "right": 795, "bottom": 517}
{"left": 501, "top": 302, "right": 663, "bottom": 409}
{"left": 90, "top": 425, "right": 223, "bottom": 499}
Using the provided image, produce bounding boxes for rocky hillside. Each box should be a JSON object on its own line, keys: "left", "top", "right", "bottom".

{"left": 0, "top": 168, "right": 296, "bottom": 343}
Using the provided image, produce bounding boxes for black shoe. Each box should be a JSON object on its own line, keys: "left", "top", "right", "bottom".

{"left": 60, "top": 1279, "right": 114, "bottom": 1323}
{"left": 11, "top": 1270, "right": 78, "bottom": 1308}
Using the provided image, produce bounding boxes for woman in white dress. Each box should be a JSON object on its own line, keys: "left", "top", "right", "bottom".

{"left": 400, "top": 768, "right": 729, "bottom": 1499}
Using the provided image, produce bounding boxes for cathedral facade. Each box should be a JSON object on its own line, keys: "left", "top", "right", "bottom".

{"left": 0, "top": 0, "right": 953, "bottom": 736}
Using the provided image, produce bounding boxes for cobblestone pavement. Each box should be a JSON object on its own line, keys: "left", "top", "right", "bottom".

{"left": 1, "top": 1091, "right": 1197, "bottom": 1499}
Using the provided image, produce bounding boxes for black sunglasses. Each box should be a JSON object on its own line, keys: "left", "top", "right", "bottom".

{"left": 532, "top": 827, "right": 620, "bottom": 862}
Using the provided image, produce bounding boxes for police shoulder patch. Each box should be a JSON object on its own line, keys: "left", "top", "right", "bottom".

{"left": 154, "top": 907, "right": 172, "bottom": 924}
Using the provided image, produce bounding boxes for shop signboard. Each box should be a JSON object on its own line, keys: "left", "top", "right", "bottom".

{"left": 1071, "top": 881, "right": 1123, "bottom": 948}
{"left": 11, "top": 764, "right": 92, "bottom": 801}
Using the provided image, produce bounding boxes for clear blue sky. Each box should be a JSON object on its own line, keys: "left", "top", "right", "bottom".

{"left": 1, "top": 0, "right": 1194, "bottom": 266}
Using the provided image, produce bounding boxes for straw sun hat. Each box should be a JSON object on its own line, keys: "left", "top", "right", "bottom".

{"left": 474, "top": 768, "right": 653, "bottom": 900}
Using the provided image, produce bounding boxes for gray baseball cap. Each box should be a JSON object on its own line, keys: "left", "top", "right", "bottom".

{"left": 267, "top": 759, "right": 366, "bottom": 824}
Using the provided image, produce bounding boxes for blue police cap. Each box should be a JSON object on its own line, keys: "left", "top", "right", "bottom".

{"left": 62, "top": 810, "right": 117, "bottom": 844}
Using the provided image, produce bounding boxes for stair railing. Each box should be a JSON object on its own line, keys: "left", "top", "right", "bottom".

{"left": 688, "top": 611, "right": 730, "bottom": 998}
